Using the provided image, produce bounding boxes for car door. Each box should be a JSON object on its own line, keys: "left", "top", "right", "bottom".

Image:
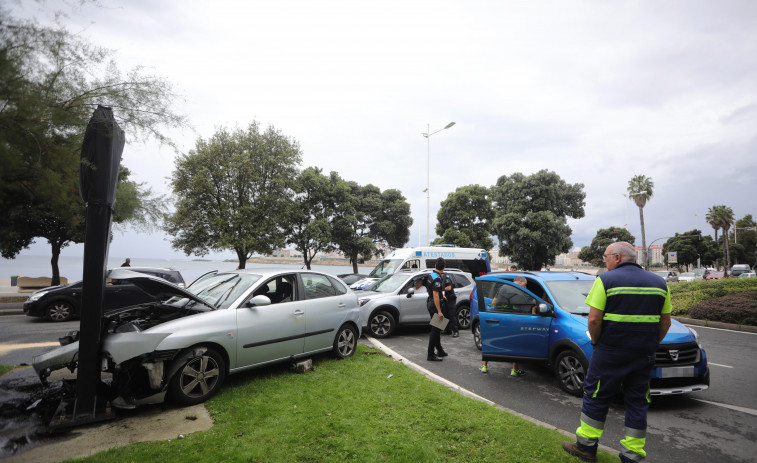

{"left": 478, "top": 280, "right": 551, "bottom": 360}
{"left": 301, "top": 273, "right": 353, "bottom": 353}
{"left": 235, "top": 274, "right": 306, "bottom": 368}
{"left": 399, "top": 276, "right": 429, "bottom": 323}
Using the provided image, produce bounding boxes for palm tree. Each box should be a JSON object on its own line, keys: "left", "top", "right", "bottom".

{"left": 706, "top": 207, "right": 720, "bottom": 243}
{"left": 714, "top": 205, "right": 735, "bottom": 270}
{"left": 627, "top": 175, "right": 654, "bottom": 268}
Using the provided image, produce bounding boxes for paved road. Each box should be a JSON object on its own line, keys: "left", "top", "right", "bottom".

{"left": 372, "top": 324, "right": 757, "bottom": 463}
{"left": 3, "top": 315, "right": 756, "bottom": 462}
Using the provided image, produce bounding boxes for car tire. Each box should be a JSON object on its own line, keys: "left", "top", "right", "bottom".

{"left": 368, "top": 310, "right": 396, "bottom": 338}
{"left": 333, "top": 324, "right": 358, "bottom": 359}
{"left": 554, "top": 350, "right": 588, "bottom": 397}
{"left": 456, "top": 304, "right": 471, "bottom": 330}
{"left": 46, "top": 301, "right": 74, "bottom": 322}
{"left": 472, "top": 320, "right": 482, "bottom": 351}
{"left": 168, "top": 346, "right": 226, "bottom": 406}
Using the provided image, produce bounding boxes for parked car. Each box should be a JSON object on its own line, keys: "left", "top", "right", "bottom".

{"left": 730, "top": 264, "right": 753, "bottom": 278}
{"left": 654, "top": 270, "right": 679, "bottom": 283}
{"left": 692, "top": 268, "right": 708, "bottom": 279}
{"left": 469, "top": 271, "right": 709, "bottom": 397}
{"left": 337, "top": 273, "right": 368, "bottom": 285}
{"left": 678, "top": 272, "right": 698, "bottom": 282}
{"left": 23, "top": 267, "right": 187, "bottom": 322}
{"left": 357, "top": 268, "right": 475, "bottom": 338}
{"left": 739, "top": 272, "right": 756, "bottom": 279}
{"left": 33, "top": 267, "right": 361, "bottom": 408}
{"left": 705, "top": 271, "right": 725, "bottom": 280}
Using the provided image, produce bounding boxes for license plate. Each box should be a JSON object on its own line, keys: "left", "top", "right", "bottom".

{"left": 659, "top": 366, "right": 695, "bottom": 378}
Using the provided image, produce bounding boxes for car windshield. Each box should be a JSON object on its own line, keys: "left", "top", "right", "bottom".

{"left": 654, "top": 271, "right": 669, "bottom": 277}
{"left": 693, "top": 269, "right": 705, "bottom": 275}
{"left": 680, "top": 273, "right": 695, "bottom": 278}
{"left": 168, "top": 272, "right": 261, "bottom": 309}
{"left": 368, "top": 259, "right": 403, "bottom": 278}
{"left": 368, "top": 273, "right": 413, "bottom": 293}
{"left": 543, "top": 280, "right": 595, "bottom": 315}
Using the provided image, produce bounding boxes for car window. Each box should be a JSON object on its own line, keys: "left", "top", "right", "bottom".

{"left": 327, "top": 276, "right": 348, "bottom": 295}
{"left": 451, "top": 274, "right": 472, "bottom": 288}
{"left": 303, "top": 274, "right": 338, "bottom": 300}
{"left": 487, "top": 282, "right": 537, "bottom": 314}
{"left": 368, "top": 259, "right": 403, "bottom": 277}
{"left": 187, "top": 273, "right": 261, "bottom": 309}
{"left": 543, "top": 280, "right": 594, "bottom": 314}
{"left": 251, "top": 274, "right": 297, "bottom": 304}
{"left": 371, "top": 273, "right": 414, "bottom": 293}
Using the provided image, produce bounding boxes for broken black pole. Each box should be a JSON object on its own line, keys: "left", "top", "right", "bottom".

{"left": 69, "top": 105, "right": 124, "bottom": 424}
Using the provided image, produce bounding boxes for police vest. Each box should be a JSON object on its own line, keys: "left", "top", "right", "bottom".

{"left": 593, "top": 262, "right": 669, "bottom": 353}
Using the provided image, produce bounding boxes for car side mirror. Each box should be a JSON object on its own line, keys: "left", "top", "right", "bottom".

{"left": 407, "top": 288, "right": 415, "bottom": 298}
{"left": 537, "top": 303, "right": 551, "bottom": 315}
{"left": 246, "top": 295, "right": 272, "bottom": 307}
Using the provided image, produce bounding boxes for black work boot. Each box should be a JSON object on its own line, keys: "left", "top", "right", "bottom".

{"left": 562, "top": 442, "right": 597, "bottom": 462}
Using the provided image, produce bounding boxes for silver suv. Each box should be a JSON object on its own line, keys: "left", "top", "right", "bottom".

{"left": 358, "top": 268, "right": 475, "bottom": 338}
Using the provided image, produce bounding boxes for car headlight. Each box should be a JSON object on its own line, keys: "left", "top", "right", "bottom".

{"left": 28, "top": 291, "right": 49, "bottom": 302}
{"left": 690, "top": 328, "right": 703, "bottom": 349}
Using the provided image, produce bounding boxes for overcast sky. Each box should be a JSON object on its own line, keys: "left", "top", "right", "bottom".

{"left": 9, "top": 0, "right": 757, "bottom": 261}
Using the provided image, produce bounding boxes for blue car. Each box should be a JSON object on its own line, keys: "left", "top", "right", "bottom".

{"left": 470, "top": 271, "right": 710, "bottom": 397}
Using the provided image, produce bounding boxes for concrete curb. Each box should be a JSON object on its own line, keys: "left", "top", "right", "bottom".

{"left": 673, "top": 316, "right": 757, "bottom": 334}
{"left": 365, "top": 336, "right": 620, "bottom": 457}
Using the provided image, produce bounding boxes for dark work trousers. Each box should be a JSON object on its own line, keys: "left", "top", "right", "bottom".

{"left": 444, "top": 297, "right": 458, "bottom": 333}
{"left": 427, "top": 301, "right": 444, "bottom": 357}
{"left": 580, "top": 345, "right": 655, "bottom": 436}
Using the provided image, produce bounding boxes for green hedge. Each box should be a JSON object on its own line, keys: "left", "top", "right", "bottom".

{"left": 670, "top": 278, "right": 757, "bottom": 316}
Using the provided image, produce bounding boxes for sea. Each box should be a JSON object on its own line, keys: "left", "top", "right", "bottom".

{"left": 0, "top": 255, "right": 364, "bottom": 285}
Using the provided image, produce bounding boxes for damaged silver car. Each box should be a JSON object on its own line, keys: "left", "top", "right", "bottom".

{"left": 33, "top": 268, "right": 361, "bottom": 408}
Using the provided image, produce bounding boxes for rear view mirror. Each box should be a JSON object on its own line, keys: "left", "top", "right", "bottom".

{"left": 246, "top": 295, "right": 272, "bottom": 307}
{"left": 407, "top": 288, "right": 415, "bottom": 298}
{"left": 537, "top": 303, "right": 551, "bottom": 315}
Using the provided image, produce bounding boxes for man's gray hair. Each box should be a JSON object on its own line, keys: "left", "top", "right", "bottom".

{"left": 514, "top": 275, "right": 527, "bottom": 284}
{"left": 612, "top": 242, "right": 637, "bottom": 262}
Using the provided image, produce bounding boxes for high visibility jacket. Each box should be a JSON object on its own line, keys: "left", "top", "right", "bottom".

{"left": 585, "top": 262, "right": 672, "bottom": 354}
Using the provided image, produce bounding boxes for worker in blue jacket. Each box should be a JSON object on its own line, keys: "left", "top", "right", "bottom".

{"left": 563, "top": 242, "right": 671, "bottom": 463}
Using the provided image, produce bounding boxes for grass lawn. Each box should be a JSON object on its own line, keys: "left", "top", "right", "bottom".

{"left": 73, "top": 344, "right": 616, "bottom": 463}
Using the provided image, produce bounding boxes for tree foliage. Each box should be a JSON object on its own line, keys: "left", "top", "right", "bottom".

{"left": 578, "top": 227, "right": 636, "bottom": 267}
{"left": 165, "top": 123, "right": 302, "bottom": 269}
{"left": 0, "top": 11, "right": 182, "bottom": 283}
{"left": 433, "top": 185, "right": 494, "bottom": 250}
{"left": 706, "top": 205, "right": 735, "bottom": 269}
{"left": 662, "top": 230, "right": 720, "bottom": 270}
{"left": 491, "top": 170, "right": 585, "bottom": 270}
{"left": 731, "top": 215, "right": 757, "bottom": 267}
{"left": 627, "top": 175, "right": 654, "bottom": 268}
{"left": 331, "top": 183, "right": 412, "bottom": 273}
{"left": 286, "top": 168, "right": 348, "bottom": 269}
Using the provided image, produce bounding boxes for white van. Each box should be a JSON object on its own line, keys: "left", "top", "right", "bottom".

{"left": 351, "top": 246, "right": 491, "bottom": 289}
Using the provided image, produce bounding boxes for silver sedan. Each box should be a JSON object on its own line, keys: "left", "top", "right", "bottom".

{"left": 33, "top": 268, "right": 361, "bottom": 408}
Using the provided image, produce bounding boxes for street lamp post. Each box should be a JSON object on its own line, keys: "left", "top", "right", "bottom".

{"left": 421, "top": 121, "right": 455, "bottom": 246}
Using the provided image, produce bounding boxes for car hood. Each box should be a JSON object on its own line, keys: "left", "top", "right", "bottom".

{"left": 107, "top": 268, "right": 213, "bottom": 308}
{"left": 357, "top": 290, "right": 395, "bottom": 302}
{"left": 567, "top": 313, "right": 695, "bottom": 344}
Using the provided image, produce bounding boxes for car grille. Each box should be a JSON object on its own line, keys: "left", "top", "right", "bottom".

{"left": 655, "top": 342, "right": 700, "bottom": 367}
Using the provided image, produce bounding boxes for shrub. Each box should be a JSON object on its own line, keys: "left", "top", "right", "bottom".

{"left": 670, "top": 278, "right": 757, "bottom": 315}
{"left": 688, "top": 292, "right": 757, "bottom": 326}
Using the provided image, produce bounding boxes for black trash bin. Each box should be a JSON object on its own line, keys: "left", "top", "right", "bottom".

{"left": 10, "top": 276, "right": 18, "bottom": 286}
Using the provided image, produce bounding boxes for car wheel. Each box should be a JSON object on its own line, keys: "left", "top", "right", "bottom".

{"left": 168, "top": 347, "right": 226, "bottom": 405}
{"left": 46, "top": 301, "right": 74, "bottom": 322}
{"left": 333, "top": 324, "right": 358, "bottom": 359}
{"left": 368, "top": 310, "right": 396, "bottom": 338}
{"left": 554, "top": 350, "right": 588, "bottom": 397}
{"left": 472, "top": 320, "right": 482, "bottom": 351}
{"left": 456, "top": 304, "right": 471, "bottom": 330}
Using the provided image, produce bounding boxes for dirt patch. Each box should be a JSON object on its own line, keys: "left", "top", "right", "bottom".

{"left": 1, "top": 367, "right": 213, "bottom": 462}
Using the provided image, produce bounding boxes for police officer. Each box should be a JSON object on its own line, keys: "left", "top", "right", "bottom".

{"left": 563, "top": 242, "right": 671, "bottom": 463}
{"left": 442, "top": 269, "right": 459, "bottom": 337}
{"left": 426, "top": 257, "right": 449, "bottom": 361}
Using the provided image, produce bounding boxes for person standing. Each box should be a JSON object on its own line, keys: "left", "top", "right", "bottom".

{"left": 426, "top": 257, "right": 448, "bottom": 361}
{"left": 563, "top": 242, "right": 672, "bottom": 463}
{"left": 121, "top": 258, "right": 131, "bottom": 267}
{"left": 442, "top": 270, "right": 459, "bottom": 337}
{"left": 483, "top": 275, "right": 532, "bottom": 376}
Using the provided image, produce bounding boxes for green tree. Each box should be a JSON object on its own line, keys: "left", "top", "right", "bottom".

{"left": 578, "top": 227, "right": 636, "bottom": 267}
{"left": 491, "top": 170, "right": 586, "bottom": 270}
{"left": 433, "top": 185, "right": 494, "bottom": 250}
{"left": 165, "top": 123, "right": 302, "bottom": 269}
{"left": 731, "top": 215, "right": 757, "bottom": 267}
{"left": 627, "top": 175, "right": 654, "bottom": 268}
{"left": 286, "top": 168, "right": 348, "bottom": 269}
{"left": 708, "top": 205, "right": 734, "bottom": 270}
{"left": 0, "top": 11, "right": 184, "bottom": 284}
{"left": 331, "top": 183, "right": 412, "bottom": 273}
{"left": 662, "top": 230, "right": 709, "bottom": 270}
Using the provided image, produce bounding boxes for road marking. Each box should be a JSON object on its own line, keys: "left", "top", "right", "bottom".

{"left": 0, "top": 342, "right": 60, "bottom": 355}
{"left": 683, "top": 324, "right": 757, "bottom": 335}
{"left": 693, "top": 399, "right": 757, "bottom": 417}
{"left": 707, "top": 362, "right": 733, "bottom": 368}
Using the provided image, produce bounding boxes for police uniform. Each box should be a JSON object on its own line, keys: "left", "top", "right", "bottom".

{"left": 426, "top": 271, "right": 447, "bottom": 359}
{"left": 574, "top": 261, "right": 672, "bottom": 462}
{"left": 442, "top": 273, "right": 458, "bottom": 335}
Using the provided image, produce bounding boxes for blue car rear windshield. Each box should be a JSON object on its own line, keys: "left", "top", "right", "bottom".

{"left": 543, "top": 280, "right": 595, "bottom": 315}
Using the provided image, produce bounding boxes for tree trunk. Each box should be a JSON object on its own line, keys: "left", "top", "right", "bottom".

{"left": 50, "top": 241, "right": 62, "bottom": 286}
{"left": 236, "top": 248, "right": 247, "bottom": 269}
{"left": 351, "top": 255, "right": 359, "bottom": 274}
{"left": 639, "top": 206, "right": 648, "bottom": 268}
{"left": 723, "top": 228, "right": 731, "bottom": 270}
{"left": 303, "top": 249, "right": 312, "bottom": 270}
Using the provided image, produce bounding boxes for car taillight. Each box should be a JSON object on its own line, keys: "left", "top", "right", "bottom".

{"left": 470, "top": 288, "right": 475, "bottom": 301}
